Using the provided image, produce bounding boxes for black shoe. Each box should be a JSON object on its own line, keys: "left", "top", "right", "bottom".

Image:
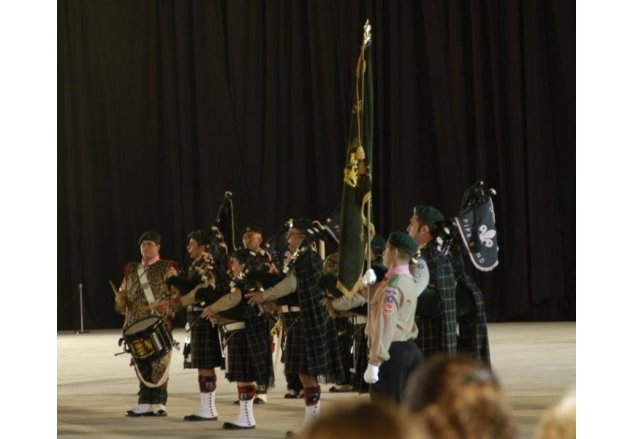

{"left": 183, "top": 414, "right": 217, "bottom": 421}
{"left": 233, "top": 399, "right": 240, "bottom": 405}
{"left": 329, "top": 384, "right": 354, "bottom": 393}
{"left": 154, "top": 409, "right": 167, "bottom": 417}
{"left": 254, "top": 396, "right": 267, "bottom": 404}
{"left": 125, "top": 409, "right": 155, "bottom": 417}
{"left": 223, "top": 422, "right": 255, "bottom": 430}
{"left": 284, "top": 390, "right": 300, "bottom": 399}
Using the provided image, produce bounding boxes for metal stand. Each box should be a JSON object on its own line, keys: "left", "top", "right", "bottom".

{"left": 74, "top": 283, "right": 90, "bottom": 334}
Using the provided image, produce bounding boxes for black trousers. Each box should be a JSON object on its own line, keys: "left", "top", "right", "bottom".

{"left": 370, "top": 340, "right": 422, "bottom": 404}
{"left": 137, "top": 382, "right": 167, "bottom": 405}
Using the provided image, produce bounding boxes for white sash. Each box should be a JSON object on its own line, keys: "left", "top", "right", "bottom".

{"left": 136, "top": 263, "right": 156, "bottom": 304}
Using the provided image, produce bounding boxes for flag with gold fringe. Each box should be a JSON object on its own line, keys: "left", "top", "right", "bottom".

{"left": 336, "top": 20, "right": 375, "bottom": 297}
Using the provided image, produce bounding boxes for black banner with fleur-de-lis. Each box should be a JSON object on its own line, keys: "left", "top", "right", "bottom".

{"left": 453, "top": 187, "right": 499, "bottom": 272}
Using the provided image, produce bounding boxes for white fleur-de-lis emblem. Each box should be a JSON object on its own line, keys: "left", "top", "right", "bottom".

{"left": 478, "top": 225, "right": 497, "bottom": 248}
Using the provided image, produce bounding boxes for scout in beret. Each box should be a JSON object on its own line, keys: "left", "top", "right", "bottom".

{"left": 363, "top": 230, "right": 422, "bottom": 404}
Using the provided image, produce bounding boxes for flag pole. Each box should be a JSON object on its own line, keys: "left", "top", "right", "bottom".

{"left": 362, "top": 18, "right": 373, "bottom": 319}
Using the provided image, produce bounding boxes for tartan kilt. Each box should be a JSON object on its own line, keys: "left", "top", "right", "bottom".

{"left": 224, "top": 327, "right": 273, "bottom": 385}
{"left": 280, "top": 312, "right": 304, "bottom": 375}
{"left": 184, "top": 310, "right": 224, "bottom": 369}
{"left": 457, "top": 313, "right": 477, "bottom": 354}
{"left": 224, "top": 329, "right": 252, "bottom": 382}
{"left": 415, "top": 314, "right": 443, "bottom": 360}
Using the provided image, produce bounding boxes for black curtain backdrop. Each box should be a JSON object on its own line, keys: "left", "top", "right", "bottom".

{"left": 59, "top": 0, "right": 575, "bottom": 330}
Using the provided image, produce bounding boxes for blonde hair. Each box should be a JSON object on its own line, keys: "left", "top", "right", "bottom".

{"left": 534, "top": 388, "right": 575, "bottom": 439}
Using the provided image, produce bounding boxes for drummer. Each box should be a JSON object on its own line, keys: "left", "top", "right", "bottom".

{"left": 114, "top": 231, "right": 178, "bottom": 417}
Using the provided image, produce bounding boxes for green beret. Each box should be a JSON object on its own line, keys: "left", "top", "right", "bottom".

{"left": 289, "top": 218, "right": 313, "bottom": 233}
{"left": 138, "top": 231, "right": 161, "bottom": 245}
{"left": 413, "top": 205, "right": 445, "bottom": 230}
{"left": 371, "top": 234, "right": 386, "bottom": 253}
{"left": 387, "top": 231, "right": 419, "bottom": 255}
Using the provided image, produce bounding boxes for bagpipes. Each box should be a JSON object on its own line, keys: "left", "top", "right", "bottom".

{"left": 434, "top": 181, "right": 500, "bottom": 272}
{"left": 264, "top": 213, "right": 340, "bottom": 273}
{"left": 166, "top": 192, "right": 236, "bottom": 295}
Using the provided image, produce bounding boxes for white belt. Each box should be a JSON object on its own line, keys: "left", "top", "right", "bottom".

{"left": 279, "top": 305, "right": 301, "bottom": 313}
{"left": 352, "top": 315, "right": 367, "bottom": 324}
{"left": 222, "top": 321, "right": 246, "bottom": 332}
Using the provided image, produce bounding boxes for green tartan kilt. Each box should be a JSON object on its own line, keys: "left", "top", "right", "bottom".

{"left": 224, "top": 327, "right": 273, "bottom": 385}
{"left": 415, "top": 314, "right": 443, "bottom": 359}
{"left": 184, "top": 310, "right": 224, "bottom": 369}
{"left": 280, "top": 312, "right": 304, "bottom": 375}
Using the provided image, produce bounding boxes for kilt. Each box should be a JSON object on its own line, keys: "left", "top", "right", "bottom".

{"left": 224, "top": 328, "right": 253, "bottom": 382}
{"left": 224, "top": 326, "right": 273, "bottom": 385}
{"left": 184, "top": 309, "right": 224, "bottom": 369}
{"left": 280, "top": 311, "right": 304, "bottom": 374}
{"left": 457, "top": 313, "right": 477, "bottom": 354}
{"left": 416, "top": 314, "right": 443, "bottom": 359}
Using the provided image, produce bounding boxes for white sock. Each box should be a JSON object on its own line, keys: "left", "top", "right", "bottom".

{"left": 304, "top": 400, "right": 320, "bottom": 425}
{"left": 194, "top": 391, "right": 217, "bottom": 418}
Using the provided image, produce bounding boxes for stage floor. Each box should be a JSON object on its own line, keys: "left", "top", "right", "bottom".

{"left": 58, "top": 322, "right": 575, "bottom": 438}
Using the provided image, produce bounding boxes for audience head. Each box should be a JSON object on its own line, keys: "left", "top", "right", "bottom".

{"left": 298, "top": 400, "right": 427, "bottom": 439}
{"left": 404, "top": 355, "right": 516, "bottom": 439}
{"left": 534, "top": 387, "right": 575, "bottom": 439}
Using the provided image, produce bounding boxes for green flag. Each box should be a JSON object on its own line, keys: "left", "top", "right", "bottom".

{"left": 337, "top": 20, "right": 375, "bottom": 297}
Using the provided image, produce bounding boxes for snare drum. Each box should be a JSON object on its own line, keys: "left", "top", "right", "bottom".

{"left": 122, "top": 316, "right": 172, "bottom": 362}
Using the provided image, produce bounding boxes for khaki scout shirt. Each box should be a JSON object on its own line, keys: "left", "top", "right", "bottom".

{"left": 365, "top": 266, "right": 419, "bottom": 366}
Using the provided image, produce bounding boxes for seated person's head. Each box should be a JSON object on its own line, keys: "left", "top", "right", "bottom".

{"left": 298, "top": 400, "right": 427, "bottom": 439}
{"left": 404, "top": 355, "right": 515, "bottom": 439}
